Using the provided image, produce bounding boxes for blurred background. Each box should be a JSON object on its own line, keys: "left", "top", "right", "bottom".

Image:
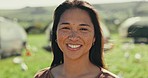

{"left": 0, "top": 0, "right": 148, "bottom": 78}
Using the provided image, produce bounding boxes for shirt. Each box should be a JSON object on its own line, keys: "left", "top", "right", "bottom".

{"left": 34, "top": 67, "right": 118, "bottom": 78}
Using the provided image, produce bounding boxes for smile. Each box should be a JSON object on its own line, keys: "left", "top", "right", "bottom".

{"left": 67, "top": 44, "right": 82, "bottom": 49}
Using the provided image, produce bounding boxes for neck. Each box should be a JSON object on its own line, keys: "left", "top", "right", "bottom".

{"left": 61, "top": 53, "right": 98, "bottom": 78}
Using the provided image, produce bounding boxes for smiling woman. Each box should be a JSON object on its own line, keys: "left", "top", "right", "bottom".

{"left": 34, "top": 0, "right": 118, "bottom": 78}
{"left": 56, "top": 8, "right": 95, "bottom": 60}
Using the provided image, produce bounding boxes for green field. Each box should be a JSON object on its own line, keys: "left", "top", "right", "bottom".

{"left": 0, "top": 34, "right": 147, "bottom": 78}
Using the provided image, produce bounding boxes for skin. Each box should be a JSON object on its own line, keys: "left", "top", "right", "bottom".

{"left": 51, "top": 8, "right": 101, "bottom": 78}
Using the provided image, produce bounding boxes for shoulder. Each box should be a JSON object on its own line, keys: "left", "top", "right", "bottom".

{"left": 100, "top": 68, "right": 119, "bottom": 78}
{"left": 34, "top": 67, "right": 52, "bottom": 78}
{"left": 34, "top": 65, "right": 62, "bottom": 78}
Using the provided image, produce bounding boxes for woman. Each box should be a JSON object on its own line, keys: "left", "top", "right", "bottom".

{"left": 35, "top": 0, "right": 118, "bottom": 78}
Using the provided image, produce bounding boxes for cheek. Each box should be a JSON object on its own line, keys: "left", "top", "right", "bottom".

{"left": 57, "top": 31, "right": 68, "bottom": 42}
{"left": 82, "top": 32, "right": 95, "bottom": 40}
{"left": 84, "top": 33, "right": 95, "bottom": 45}
{"left": 85, "top": 37, "right": 94, "bottom": 45}
{"left": 56, "top": 32, "right": 65, "bottom": 50}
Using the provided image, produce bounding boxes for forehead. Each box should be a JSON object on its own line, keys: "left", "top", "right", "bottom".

{"left": 60, "top": 8, "right": 91, "bottom": 21}
{"left": 62, "top": 8, "right": 88, "bottom": 15}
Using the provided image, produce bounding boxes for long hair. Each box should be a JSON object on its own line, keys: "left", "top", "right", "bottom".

{"left": 51, "top": 0, "right": 105, "bottom": 68}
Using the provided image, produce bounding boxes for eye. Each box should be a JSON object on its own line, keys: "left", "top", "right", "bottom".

{"left": 62, "top": 27, "right": 70, "bottom": 30}
{"left": 80, "top": 28, "right": 88, "bottom": 31}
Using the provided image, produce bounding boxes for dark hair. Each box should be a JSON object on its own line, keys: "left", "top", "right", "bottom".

{"left": 51, "top": 0, "right": 105, "bottom": 68}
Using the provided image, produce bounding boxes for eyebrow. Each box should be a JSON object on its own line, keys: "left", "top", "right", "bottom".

{"left": 79, "top": 24, "right": 90, "bottom": 27}
{"left": 60, "top": 22, "right": 90, "bottom": 27}
{"left": 60, "top": 22, "right": 70, "bottom": 25}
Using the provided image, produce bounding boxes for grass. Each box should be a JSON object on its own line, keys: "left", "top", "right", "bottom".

{"left": 0, "top": 34, "right": 52, "bottom": 78}
{"left": 0, "top": 34, "right": 148, "bottom": 78}
{"left": 104, "top": 34, "right": 148, "bottom": 78}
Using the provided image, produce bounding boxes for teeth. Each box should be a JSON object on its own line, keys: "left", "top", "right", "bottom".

{"left": 68, "top": 44, "right": 81, "bottom": 48}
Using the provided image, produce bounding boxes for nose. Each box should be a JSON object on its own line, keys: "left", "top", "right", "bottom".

{"left": 68, "top": 31, "right": 79, "bottom": 41}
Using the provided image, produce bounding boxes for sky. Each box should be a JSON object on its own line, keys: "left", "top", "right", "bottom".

{"left": 0, "top": 0, "right": 147, "bottom": 9}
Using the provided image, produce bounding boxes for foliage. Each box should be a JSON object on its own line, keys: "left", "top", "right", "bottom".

{"left": 0, "top": 6, "right": 55, "bottom": 28}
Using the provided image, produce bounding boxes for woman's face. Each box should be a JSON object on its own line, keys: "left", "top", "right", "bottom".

{"left": 56, "top": 8, "right": 95, "bottom": 60}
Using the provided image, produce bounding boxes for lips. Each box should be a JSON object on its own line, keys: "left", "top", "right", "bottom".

{"left": 67, "top": 44, "right": 82, "bottom": 51}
